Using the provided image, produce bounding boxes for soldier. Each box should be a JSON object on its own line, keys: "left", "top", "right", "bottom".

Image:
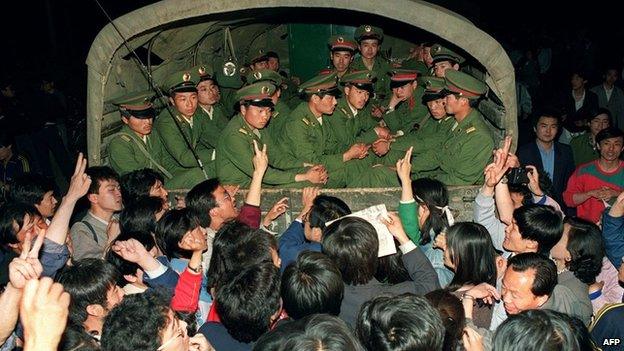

{"left": 350, "top": 25, "right": 393, "bottom": 101}
{"left": 265, "top": 51, "right": 299, "bottom": 106}
{"left": 327, "top": 35, "right": 358, "bottom": 79}
{"left": 154, "top": 69, "right": 214, "bottom": 188}
{"left": 410, "top": 70, "right": 495, "bottom": 185}
{"left": 248, "top": 49, "right": 270, "bottom": 71}
{"left": 430, "top": 44, "right": 465, "bottom": 78}
{"left": 191, "top": 65, "right": 230, "bottom": 151}
{"left": 245, "top": 69, "right": 292, "bottom": 142}
{"left": 381, "top": 69, "right": 429, "bottom": 134}
{"left": 216, "top": 82, "right": 327, "bottom": 187}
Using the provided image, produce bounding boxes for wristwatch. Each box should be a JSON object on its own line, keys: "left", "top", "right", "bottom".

{"left": 188, "top": 264, "right": 202, "bottom": 273}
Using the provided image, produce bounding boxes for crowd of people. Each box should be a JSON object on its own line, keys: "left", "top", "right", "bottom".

{"left": 1, "top": 22, "right": 624, "bottom": 351}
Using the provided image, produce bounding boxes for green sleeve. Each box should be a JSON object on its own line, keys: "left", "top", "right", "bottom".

{"left": 410, "top": 148, "right": 441, "bottom": 173}
{"left": 156, "top": 118, "right": 201, "bottom": 168}
{"left": 391, "top": 132, "right": 441, "bottom": 154}
{"left": 398, "top": 200, "right": 421, "bottom": 244}
{"left": 108, "top": 137, "right": 140, "bottom": 175}
{"left": 264, "top": 133, "right": 304, "bottom": 170}
{"left": 436, "top": 132, "right": 493, "bottom": 185}
{"left": 383, "top": 108, "right": 404, "bottom": 133}
{"left": 283, "top": 120, "right": 344, "bottom": 170}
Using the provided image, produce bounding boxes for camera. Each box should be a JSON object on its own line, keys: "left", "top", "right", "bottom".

{"left": 506, "top": 167, "right": 530, "bottom": 185}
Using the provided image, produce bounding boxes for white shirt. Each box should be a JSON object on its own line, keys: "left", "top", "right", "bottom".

{"left": 604, "top": 84, "right": 614, "bottom": 102}
{"left": 573, "top": 90, "right": 585, "bottom": 111}
{"left": 200, "top": 105, "right": 214, "bottom": 120}
{"left": 316, "top": 116, "right": 323, "bottom": 126}
{"left": 348, "top": 102, "right": 358, "bottom": 117}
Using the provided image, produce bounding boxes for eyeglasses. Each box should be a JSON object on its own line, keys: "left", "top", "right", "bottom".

{"left": 215, "top": 192, "right": 232, "bottom": 206}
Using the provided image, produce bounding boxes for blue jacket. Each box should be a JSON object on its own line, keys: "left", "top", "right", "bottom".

{"left": 278, "top": 221, "right": 321, "bottom": 272}
{"left": 602, "top": 212, "right": 624, "bottom": 269}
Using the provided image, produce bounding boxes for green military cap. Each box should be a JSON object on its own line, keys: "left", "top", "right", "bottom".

{"left": 246, "top": 69, "right": 284, "bottom": 86}
{"left": 401, "top": 59, "right": 430, "bottom": 76}
{"left": 328, "top": 35, "right": 358, "bottom": 52}
{"left": 248, "top": 49, "right": 269, "bottom": 65}
{"left": 443, "top": 70, "right": 487, "bottom": 100}
{"left": 420, "top": 77, "right": 449, "bottom": 103}
{"left": 163, "top": 69, "right": 197, "bottom": 95}
{"left": 389, "top": 69, "right": 419, "bottom": 89}
{"left": 110, "top": 90, "right": 155, "bottom": 119}
{"left": 190, "top": 65, "right": 216, "bottom": 84}
{"left": 431, "top": 44, "right": 465, "bottom": 65}
{"left": 235, "top": 82, "right": 276, "bottom": 107}
{"left": 354, "top": 25, "right": 384, "bottom": 43}
{"left": 340, "top": 70, "right": 376, "bottom": 93}
{"left": 298, "top": 72, "right": 340, "bottom": 96}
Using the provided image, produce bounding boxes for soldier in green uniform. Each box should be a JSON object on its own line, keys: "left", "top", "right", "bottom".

{"left": 410, "top": 70, "right": 495, "bottom": 185}
{"left": 245, "top": 69, "right": 292, "bottom": 143}
{"left": 431, "top": 44, "right": 465, "bottom": 78}
{"left": 191, "top": 65, "right": 230, "bottom": 150}
{"left": 265, "top": 50, "right": 299, "bottom": 107}
{"left": 216, "top": 82, "right": 328, "bottom": 187}
{"left": 381, "top": 69, "right": 429, "bottom": 134}
{"left": 327, "top": 35, "right": 358, "bottom": 80}
{"left": 153, "top": 69, "right": 214, "bottom": 188}
{"left": 350, "top": 25, "right": 393, "bottom": 101}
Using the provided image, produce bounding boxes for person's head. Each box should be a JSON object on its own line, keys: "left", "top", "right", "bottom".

{"left": 303, "top": 195, "right": 351, "bottom": 244}
{"left": 596, "top": 127, "right": 624, "bottom": 162}
{"left": 588, "top": 108, "right": 612, "bottom": 137}
{"left": 105, "top": 231, "right": 157, "bottom": 289}
{"left": 119, "top": 196, "right": 164, "bottom": 234}
{"left": 86, "top": 166, "right": 122, "bottom": 213}
{"left": 493, "top": 309, "right": 583, "bottom": 351}
{"left": 570, "top": 71, "right": 588, "bottom": 90}
{"left": 422, "top": 42, "right": 434, "bottom": 67}
{"left": 102, "top": 291, "right": 190, "bottom": 351}
{"left": 0, "top": 203, "right": 45, "bottom": 254}
{"left": 241, "top": 102, "right": 273, "bottom": 129}
{"left": 359, "top": 38, "right": 380, "bottom": 60}
{"left": 169, "top": 91, "right": 198, "bottom": 118}
{"left": 425, "top": 290, "right": 465, "bottom": 351}
{"left": 186, "top": 178, "right": 238, "bottom": 229}
{"left": 0, "top": 131, "right": 14, "bottom": 162}
{"left": 331, "top": 50, "right": 354, "bottom": 74}
{"left": 603, "top": 67, "right": 619, "bottom": 86}
{"left": 266, "top": 51, "right": 280, "bottom": 72}
{"left": 433, "top": 59, "right": 460, "bottom": 78}
{"left": 391, "top": 80, "right": 417, "bottom": 100}
{"left": 216, "top": 262, "right": 281, "bottom": 343}
{"left": 501, "top": 253, "right": 557, "bottom": 315}
{"left": 274, "top": 314, "right": 365, "bottom": 351}
{"left": 533, "top": 111, "right": 560, "bottom": 144}
{"left": 309, "top": 92, "right": 339, "bottom": 115}
{"left": 155, "top": 208, "right": 203, "bottom": 260}
{"left": 56, "top": 258, "right": 124, "bottom": 332}
{"left": 322, "top": 217, "right": 378, "bottom": 285}
{"left": 550, "top": 217, "right": 604, "bottom": 285}
{"left": 196, "top": 77, "right": 221, "bottom": 106}
{"left": 8, "top": 173, "right": 57, "bottom": 218}
{"left": 281, "top": 251, "right": 344, "bottom": 319}
{"left": 357, "top": 293, "right": 445, "bottom": 351}
{"left": 344, "top": 84, "right": 371, "bottom": 110}
{"left": 444, "top": 222, "right": 498, "bottom": 289}
{"left": 253, "top": 318, "right": 304, "bottom": 351}
{"left": 426, "top": 97, "right": 447, "bottom": 119}
{"left": 504, "top": 204, "right": 563, "bottom": 255}
{"left": 59, "top": 325, "right": 101, "bottom": 351}
{"left": 412, "top": 178, "right": 451, "bottom": 245}
{"left": 207, "top": 222, "right": 279, "bottom": 289}
{"left": 120, "top": 169, "right": 168, "bottom": 208}
{"left": 120, "top": 111, "right": 154, "bottom": 138}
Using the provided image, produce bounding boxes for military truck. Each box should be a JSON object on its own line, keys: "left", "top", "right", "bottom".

{"left": 86, "top": 0, "right": 517, "bottom": 227}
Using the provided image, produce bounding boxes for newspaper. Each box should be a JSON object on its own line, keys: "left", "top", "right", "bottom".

{"left": 326, "top": 204, "right": 397, "bottom": 257}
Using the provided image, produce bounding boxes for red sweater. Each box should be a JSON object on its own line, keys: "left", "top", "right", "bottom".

{"left": 563, "top": 160, "right": 624, "bottom": 223}
{"left": 170, "top": 268, "right": 203, "bottom": 313}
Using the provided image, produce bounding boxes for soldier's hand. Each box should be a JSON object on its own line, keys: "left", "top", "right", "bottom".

{"left": 396, "top": 147, "right": 413, "bottom": 183}
{"left": 372, "top": 139, "right": 391, "bottom": 156}
{"left": 305, "top": 166, "right": 328, "bottom": 185}
{"left": 356, "top": 144, "right": 370, "bottom": 159}
{"left": 371, "top": 105, "right": 385, "bottom": 118}
{"left": 252, "top": 140, "right": 269, "bottom": 175}
{"left": 374, "top": 126, "right": 391, "bottom": 140}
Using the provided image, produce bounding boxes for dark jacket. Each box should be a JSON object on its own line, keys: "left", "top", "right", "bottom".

{"left": 561, "top": 89, "right": 599, "bottom": 125}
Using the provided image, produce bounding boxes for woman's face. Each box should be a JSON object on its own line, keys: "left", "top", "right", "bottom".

{"left": 443, "top": 245, "right": 455, "bottom": 270}
{"left": 12, "top": 213, "right": 47, "bottom": 253}
{"left": 418, "top": 203, "right": 430, "bottom": 229}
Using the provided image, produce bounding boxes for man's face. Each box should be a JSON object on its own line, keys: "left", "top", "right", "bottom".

{"left": 122, "top": 116, "right": 153, "bottom": 137}
{"left": 93, "top": 180, "right": 123, "bottom": 212}
{"left": 35, "top": 190, "right": 58, "bottom": 218}
{"left": 1, "top": 85, "right": 15, "bottom": 98}
{"left": 589, "top": 114, "right": 610, "bottom": 136}
{"left": 12, "top": 213, "right": 47, "bottom": 253}
{"left": 106, "top": 284, "right": 125, "bottom": 311}
{"left": 606, "top": 69, "right": 618, "bottom": 86}
{"left": 426, "top": 98, "right": 446, "bottom": 119}
{"left": 241, "top": 104, "right": 272, "bottom": 130}
{"left": 0, "top": 145, "right": 12, "bottom": 161}
{"left": 501, "top": 268, "right": 547, "bottom": 315}
{"left": 358, "top": 39, "right": 380, "bottom": 60}
{"left": 170, "top": 92, "right": 198, "bottom": 118}
{"left": 196, "top": 80, "right": 220, "bottom": 106}
{"left": 534, "top": 116, "right": 559, "bottom": 144}
{"left": 149, "top": 180, "right": 169, "bottom": 206}
{"left": 271, "top": 89, "right": 281, "bottom": 106}
{"left": 570, "top": 74, "right": 586, "bottom": 90}
{"left": 422, "top": 46, "right": 433, "bottom": 67}
{"left": 598, "top": 136, "right": 624, "bottom": 162}
{"left": 159, "top": 309, "right": 190, "bottom": 351}
{"left": 433, "top": 60, "right": 458, "bottom": 78}
{"left": 392, "top": 81, "right": 416, "bottom": 100}
{"left": 503, "top": 218, "right": 531, "bottom": 253}
{"left": 549, "top": 223, "right": 571, "bottom": 262}
{"left": 211, "top": 185, "right": 239, "bottom": 223}
{"left": 268, "top": 57, "right": 280, "bottom": 72}
{"left": 252, "top": 60, "right": 269, "bottom": 71}
{"left": 313, "top": 94, "right": 338, "bottom": 115}
{"left": 344, "top": 85, "right": 370, "bottom": 110}
{"left": 444, "top": 94, "right": 463, "bottom": 115}
{"left": 331, "top": 51, "right": 353, "bottom": 73}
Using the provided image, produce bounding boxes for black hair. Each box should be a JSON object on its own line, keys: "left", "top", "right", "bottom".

{"left": 59, "top": 325, "right": 101, "bottom": 351}
{"left": 564, "top": 217, "right": 605, "bottom": 285}
{"left": 101, "top": 291, "right": 170, "bottom": 351}
{"left": 532, "top": 107, "right": 561, "bottom": 127}
{"left": 7, "top": 173, "right": 55, "bottom": 206}
{"left": 307, "top": 195, "right": 351, "bottom": 230}
{"left": 119, "top": 169, "right": 165, "bottom": 206}
{"left": 507, "top": 183, "right": 533, "bottom": 206}
{"left": 281, "top": 251, "right": 344, "bottom": 320}
{"left": 154, "top": 208, "right": 200, "bottom": 260}
{"left": 374, "top": 245, "right": 411, "bottom": 284}
{"left": 105, "top": 231, "right": 156, "bottom": 287}
{"left": 571, "top": 69, "right": 589, "bottom": 82}
{"left": 265, "top": 51, "right": 279, "bottom": 60}
{"left": 276, "top": 314, "right": 365, "bottom": 351}
{"left": 493, "top": 309, "right": 582, "bottom": 351}
{"left": 356, "top": 293, "right": 445, "bottom": 351}
{"left": 216, "top": 262, "right": 281, "bottom": 343}
{"left": 425, "top": 290, "right": 465, "bottom": 351}
{"left": 86, "top": 166, "right": 120, "bottom": 195}
{"left": 412, "top": 178, "right": 450, "bottom": 245}
{"left": 55, "top": 258, "right": 122, "bottom": 328}
{"left": 0, "top": 203, "right": 39, "bottom": 250}
{"left": 507, "top": 253, "right": 557, "bottom": 297}
{"left": 322, "top": 217, "right": 378, "bottom": 285}
{"left": 446, "top": 222, "right": 498, "bottom": 290}
{"left": 207, "top": 222, "right": 275, "bottom": 290}
{"left": 595, "top": 126, "right": 624, "bottom": 145}
{"left": 0, "top": 130, "right": 12, "bottom": 148}
{"left": 119, "top": 196, "right": 163, "bottom": 234}
{"left": 513, "top": 204, "right": 563, "bottom": 255}
{"left": 185, "top": 178, "right": 220, "bottom": 228}
{"left": 590, "top": 107, "right": 613, "bottom": 124}
{"left": 253, "top": 317, "right": 305, "bottom": 351}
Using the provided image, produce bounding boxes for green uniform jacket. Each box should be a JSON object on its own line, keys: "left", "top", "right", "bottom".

{"left": 326, "top": 98, "right": 379, "bottom": 153}
{"left": 196, "top": 104, "right": 230, "bottom": 150}
{"left": 411, "top": 109, "right": 494, "bottom": 185}
{"left": 350, "top": 55, "right": 393, "bottom": 100}
{"left": 216, "top": 114, "right": 307, "bottom": 187}
{"left": 391, "top": 115, "right": 455, "bottom": 154}
{"left": 108, "top": 125, "right": 168, "bottom": 176}
{"left": 265, "top": 101, "right": 292, "bottom": 144}
{"left": 383, "top": 87, "right": 428, "bottom": 133}
{"left": 570, "top": 132, "right": 600, "bottom": 166}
